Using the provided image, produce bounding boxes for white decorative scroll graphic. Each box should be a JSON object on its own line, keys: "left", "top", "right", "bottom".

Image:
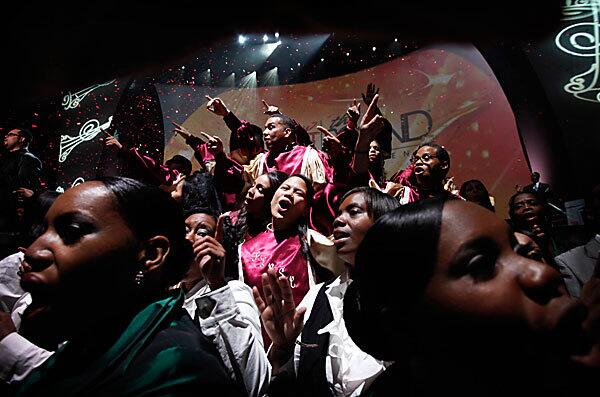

{"left": 59, "top": 116, "right": 113, "bottom": 163}
{"left": 71, "top": 177, "right": 85, "bottom": 187}
{"left": 555, "top": 0, "right": 600, "bottom": 103}
{"left": 56, "top": 177, "right": 86, "bottom": 193}
{"left": 62, "top": 79, "right": 116, "bottom": 110}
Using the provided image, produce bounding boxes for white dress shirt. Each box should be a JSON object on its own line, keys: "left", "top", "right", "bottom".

{"left": 293, "top": 273, "right": 389, "bottom": 397}
{"left": 184, "top": 279, "right": 271, "bottom": 397}
{"left": 0, "top": 292, "right": 51, "bottom": 384}
{"left": 0, "top": 252, "right": 25, "bottom": 313}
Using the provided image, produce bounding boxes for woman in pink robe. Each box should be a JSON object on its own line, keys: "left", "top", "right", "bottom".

{"left": 239, "top": 175, "right": 342, "bottom": 308}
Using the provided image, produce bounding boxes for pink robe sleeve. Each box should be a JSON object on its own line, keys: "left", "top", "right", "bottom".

{"left": 125, "top": 147, "right": 180, "bottom": 186}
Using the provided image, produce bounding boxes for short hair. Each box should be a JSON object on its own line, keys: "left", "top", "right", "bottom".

{"left": 17, "top": 128, "right": 33, "bottom": 146}
{"left": 165, "top": 154, "right": 192, "bottom": 177}
{"left": 272, "top": 114, "right": 298, "bottom": 132}
{"left": 97, "top": 177, "right": 192, "bottom": 288}
{"left": 339, "top": 186, "right": 399, "bottom": 221}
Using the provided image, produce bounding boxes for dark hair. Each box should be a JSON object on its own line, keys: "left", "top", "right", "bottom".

{"left": 376, "top": 118, "right": 393, "bottom": 159}
{"left": 222, "top": 171, "right": 288, "bottom": 278}
{"left": 97, "top": 177, "right": 192, "bottom": 289}
{"left": 234, "top": 171, "right": 289, "bottom": 240}
{"left": 181, "top": 171, "right": 223, "bottom": 217}
{"left": 165, "top": 154, "right": 192, "bottom": 177}
{"left": 344, "top": 197, "right": 447, "bottom": 361}
{"left": 459, "top": 179, "right": 494, "bottom": 212}
{"left": 182, "top": 205, "right": 218, "bottom": 224}
{"left": 17, "top": 128, "right": 33, "bottom": 146}
{"left": 339, "top": 186, "right": 399, "bottom": 220}
{"left": 272, "top": 113, "right": 298, "bottom": 131}
{"left": 230, "top": 120, "right": 265, "bottom": 153}
{"left": 22, "top": 190, "right": 61, "bottom": 246}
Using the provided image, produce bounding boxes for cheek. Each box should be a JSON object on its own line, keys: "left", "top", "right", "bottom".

{"left": 426, "top": 276, "right": 524, "bottom": 322}
{"left": 348, "top": 218, "right": 372, "bottom": 245}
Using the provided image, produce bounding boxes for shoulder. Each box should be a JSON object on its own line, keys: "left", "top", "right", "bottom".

{"left": 19, "top": 151, "right": 41, "bottom": 165}
{"left": 226, "top": 279, "right": 254, "bottom": 297}
{"left": 555, "top": 244, "right": 587, "bottom": 265}
{"left": 130, "top": 308, "right": 238, "bottom": 389}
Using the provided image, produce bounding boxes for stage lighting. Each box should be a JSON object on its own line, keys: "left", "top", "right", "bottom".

{"left": 372, "top": 47, "right": 376, "bottom": 51}
{"left": 263, "top": 34, "right": 269, "bottom": 42}
{"left": 263, "top": 67, "right": 279, "bottom": 86}
{"left": 238, "top": 35, "right": 246, "bottom": 45}
{"left": 275, "top": 32, "right": 280, "bottom": 38}
{"left": 261, "top": 41, "right": 281, "bottom": 57}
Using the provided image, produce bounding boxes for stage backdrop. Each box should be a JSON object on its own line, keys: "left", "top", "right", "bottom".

{"left": 159, "top": 43, "right": 530, "bottom": 217}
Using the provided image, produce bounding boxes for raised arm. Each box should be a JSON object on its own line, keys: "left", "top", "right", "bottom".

{"left": 351, "top": 94, "right": 384, "bottom": 176}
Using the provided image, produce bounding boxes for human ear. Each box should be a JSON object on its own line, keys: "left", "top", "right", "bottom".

{"left": 139, "top": 236, "right": 171, "bottom": 272}
{"left": 441, "top": 161, "right": 449, "bottom": 171}
{"left": 283, "top": 127, "right": 293, "bottom": 138}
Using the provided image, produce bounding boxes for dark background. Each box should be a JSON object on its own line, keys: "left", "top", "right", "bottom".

{"left": 1, "top": 1, "right": 596, "bottom": 200}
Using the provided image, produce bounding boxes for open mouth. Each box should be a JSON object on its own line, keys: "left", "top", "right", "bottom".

{"left": 333, "top": 229, "right": 351, "bottom": 247}
{"left": 524, "top": 214, "right": 540, "bottom": 224}
{"left": 414, "top": 165, "right": 427, "bottom": 175}
{"left": 278, "top": 198, "right": 292, "bottom": 211}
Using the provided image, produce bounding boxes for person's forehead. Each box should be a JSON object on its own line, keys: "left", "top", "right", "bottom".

{"left": 185, "top": 213, "right": 216, "bottom": 227}
{"left": 417, "top": 146, "right": 436, "bottom": 154}
{"left": 340, "top": 192, "right": 367, "bottom": 210}
{"left": 514, "top": 194, "right": 537, "bottom": 204}
{"left": 49, "top": 182, "right": 116, "bottom": 219}
{"left": 284, "top": 176, "right": 307, "bottom": 190}
{"left": 255, "top": 174, "right": 271, "bottom": 185}
{"left": 441, "top": 200, "right": 507, "bottom": 246}
{"left": 265, "top": 117, "right": 283, "bottom": 127}
{"left": 8, "top": 129, "right": 20, "bottom": 135}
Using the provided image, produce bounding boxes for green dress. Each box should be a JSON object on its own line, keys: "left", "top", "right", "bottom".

{"left": 13, "top": 291, "right": 243, "bottom": 396}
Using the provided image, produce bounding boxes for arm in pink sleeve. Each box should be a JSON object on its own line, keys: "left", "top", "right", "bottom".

{"left": 125, "top": 147, "right": 179, "bottom": 186}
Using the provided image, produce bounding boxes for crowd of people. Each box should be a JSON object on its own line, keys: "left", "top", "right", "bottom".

{"left": 1, "top": 85, "right": 599, "bottom": 396}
